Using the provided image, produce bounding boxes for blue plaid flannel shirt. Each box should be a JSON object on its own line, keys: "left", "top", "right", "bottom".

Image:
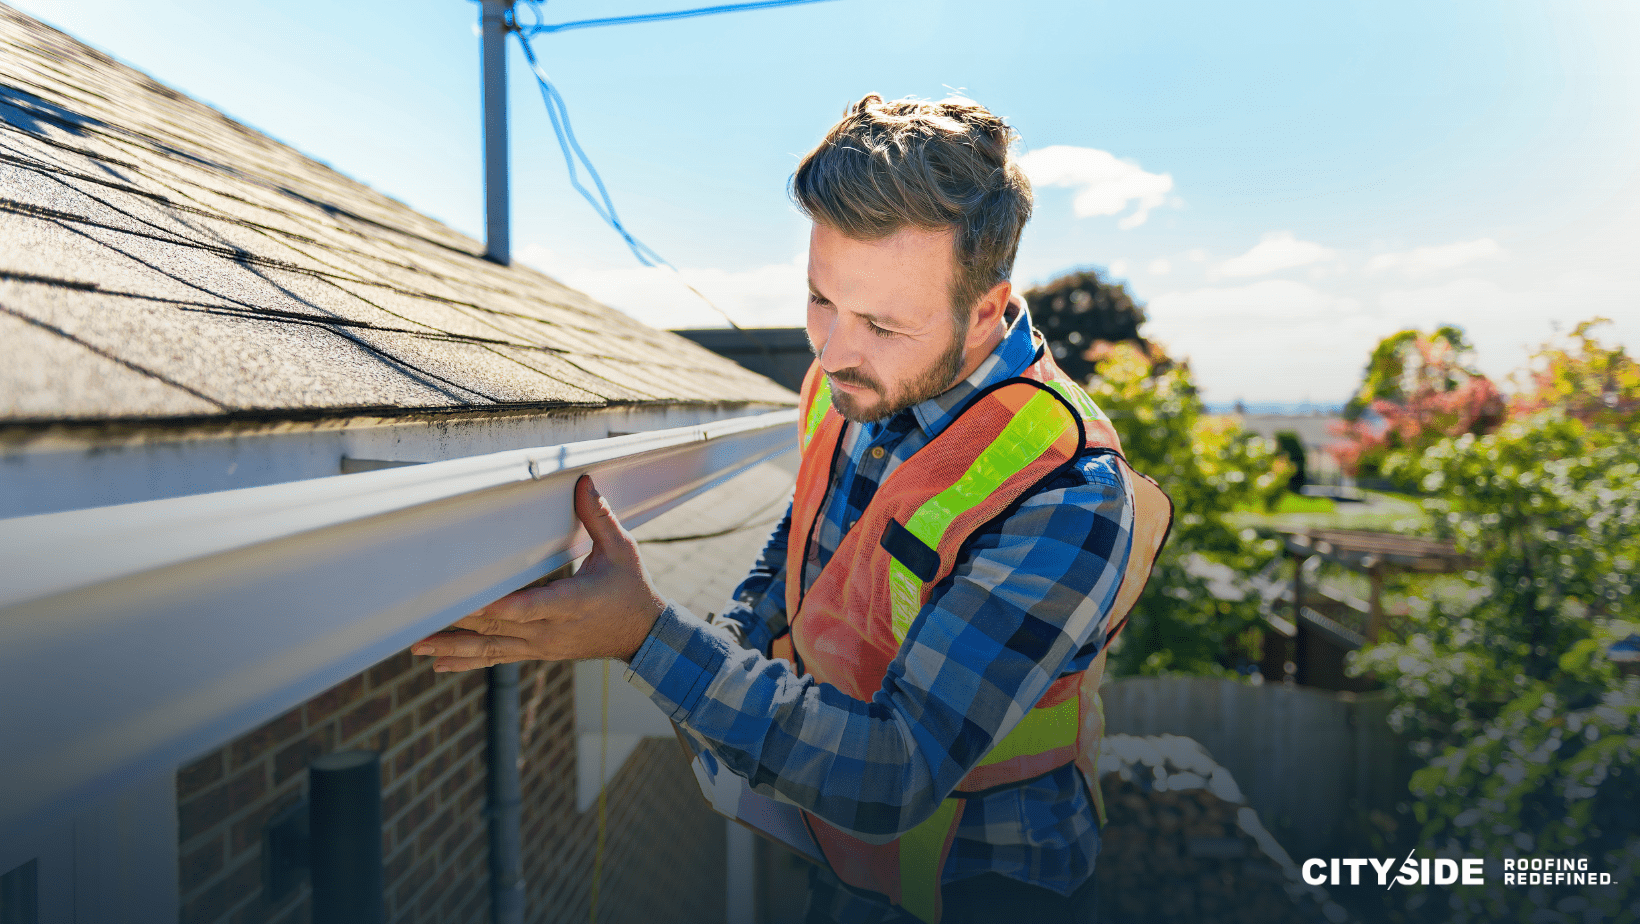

{"left": 626, "top": 304, "right": 1133, "bottom": 922}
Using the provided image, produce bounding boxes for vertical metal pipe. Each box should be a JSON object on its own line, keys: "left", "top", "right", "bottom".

{"left": 725, "top": 819, "right": 755, "bottom": 924}
{"left": 480, "top": 0, "right": 513, "bottom": 265}
{"left": 487, "top": 664, "right": 524, "bottom": 924}
{"left": 1291, "top": 550, "right": 1307, "bottom": 686}
{"left": 309, "top": 751, "right": 384, "bottom": 924}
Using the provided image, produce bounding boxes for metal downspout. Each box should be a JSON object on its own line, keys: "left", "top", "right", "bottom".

{"left": 488, "top": 662, "right": 524, "bottom": 923}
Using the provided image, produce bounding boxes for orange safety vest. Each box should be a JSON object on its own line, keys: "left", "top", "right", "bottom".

{"left": 769, "top": 350, "right": 1173, "bottom": 924}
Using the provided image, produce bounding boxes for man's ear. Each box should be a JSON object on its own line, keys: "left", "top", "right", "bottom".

{"left": 966, "top": 280, "right": 1011, "bottom": 351}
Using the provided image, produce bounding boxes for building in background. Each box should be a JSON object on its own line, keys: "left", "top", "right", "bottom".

{"left": 672, "top": 327, "right": 812, "bottom": 394}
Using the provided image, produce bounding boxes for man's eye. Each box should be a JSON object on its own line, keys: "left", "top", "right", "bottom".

{"left": 868, "top": 322, "right": 897, "bottom": 339}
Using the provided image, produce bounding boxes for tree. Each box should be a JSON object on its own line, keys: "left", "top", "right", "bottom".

{"left": 1022, "top": 268, "right": 1289, "bottom": 676}
{"left": 1274, "top": 430, "right": 1307, "bottom": 492}
{"left": 1023, "top": 269, "right": 1152, "bottom": 385}
{"left": 1342, "top": 325, "right": 1471, "bottom": 421}
{"left": 1328, "top": 327, "right": 1504, "bottom": 484}
{"left": 1343, "top": 323, "right": 1640, "bottom": 920}
{"left": 1085, "top": 343, "right": 1292, "bottom": 677}
{"left": 1510, "top": 318, "right": 1640, "bottom": 429}
{"left": 1352, "top": 412, "right": 1640, "bottom": 922}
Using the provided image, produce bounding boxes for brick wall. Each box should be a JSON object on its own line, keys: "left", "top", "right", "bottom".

{"left": 177, "top": 651, "right": 729, "bottom": 924}
{"left": 175, "top": 653, "right": 491, "bottom": 924}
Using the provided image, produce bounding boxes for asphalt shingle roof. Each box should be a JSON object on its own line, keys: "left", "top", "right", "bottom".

{"left": 0, "top": 6, "right": 795, "bottom": 425}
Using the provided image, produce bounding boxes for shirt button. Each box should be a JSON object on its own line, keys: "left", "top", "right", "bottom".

{"left": 870, "top": 446, "right": 886, "bottom": 460}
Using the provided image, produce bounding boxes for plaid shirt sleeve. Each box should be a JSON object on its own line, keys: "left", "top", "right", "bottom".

{"left": 625, "top": 452, "right": 1133, "bottom": 840}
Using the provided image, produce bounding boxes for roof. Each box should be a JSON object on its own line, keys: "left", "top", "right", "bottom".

{"left": 0, "top": 5, "right": 794, "bottom": 428}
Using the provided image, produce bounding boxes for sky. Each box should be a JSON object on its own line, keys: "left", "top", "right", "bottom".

{"left": 13, "top": 0, "right": 1639, "bottom": 405}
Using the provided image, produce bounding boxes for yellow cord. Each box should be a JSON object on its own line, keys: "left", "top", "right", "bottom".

{"left": 590, "top": 658, "right": 610, "bottom": 923}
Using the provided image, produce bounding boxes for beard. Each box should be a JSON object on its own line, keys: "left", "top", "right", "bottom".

{"left": 825, "top": 324, "right": 969, "bottom": 424}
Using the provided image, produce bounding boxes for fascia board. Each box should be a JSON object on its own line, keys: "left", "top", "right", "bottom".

{"left": 0, "top": 408, "right": 797, "bottom": 848}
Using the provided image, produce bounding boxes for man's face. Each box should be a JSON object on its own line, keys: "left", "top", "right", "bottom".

{"left": 805, "top": 223, "right": 969, "bottom": 424}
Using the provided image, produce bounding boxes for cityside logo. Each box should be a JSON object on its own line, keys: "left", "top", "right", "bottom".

{"left": 1302, "top": 853, "right": 1484, "bottom": 888}
{"left": 1302, "top": 852, "right": 1619, "bottom": 888}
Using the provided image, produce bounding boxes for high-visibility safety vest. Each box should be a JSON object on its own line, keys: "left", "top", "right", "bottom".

{"left": 770, "top": 349, "right": 1173, "bottom": 924}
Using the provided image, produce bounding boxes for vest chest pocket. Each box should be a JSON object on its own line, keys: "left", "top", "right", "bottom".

{"left": 880, "top": 517, "right": 940, "bottom": 582}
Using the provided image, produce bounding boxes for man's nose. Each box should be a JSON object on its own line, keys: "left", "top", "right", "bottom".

{"left": 817, "top": 314, "right": 863, "bottom": 374}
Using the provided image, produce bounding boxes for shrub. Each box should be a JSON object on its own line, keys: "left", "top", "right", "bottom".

{"left": 1350, "top": 409, "right": 1639, "bottom": 921}
{"left": 1087, "top": 342, "right": 1291, "bottom": 677}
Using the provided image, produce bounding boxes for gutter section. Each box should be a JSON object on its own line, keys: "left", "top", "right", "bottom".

{"left": 0, "top": 408, "right": 797, "bottom": 848}
{"left": 0, "top": 402, "right": 790, "bottom": 519}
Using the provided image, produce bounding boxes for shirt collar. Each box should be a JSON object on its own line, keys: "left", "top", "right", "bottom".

{"left": 864, "top": 300, "right": 1040, "bottom": 442}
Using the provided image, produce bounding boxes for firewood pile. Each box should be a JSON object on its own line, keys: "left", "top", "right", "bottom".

{"left": 1093, "top": 734, "right": 1350, "bottom": 924}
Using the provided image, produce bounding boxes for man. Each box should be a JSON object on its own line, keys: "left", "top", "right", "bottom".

{"left": 414, "top": 94, "right": 1171, "bottom": 924}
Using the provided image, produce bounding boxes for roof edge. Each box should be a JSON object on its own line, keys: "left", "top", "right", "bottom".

{"left": 1, "top": 400, "right": 793, "bottom": 518}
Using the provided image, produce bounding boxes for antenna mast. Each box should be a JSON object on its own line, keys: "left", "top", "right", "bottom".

{"left": 481, "top": 0, "right": 513, "bottom": 265}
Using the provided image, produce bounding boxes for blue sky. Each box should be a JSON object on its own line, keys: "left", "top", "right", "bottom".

{"left": 15, "top": 0, "right": 1638, "bottom": 403}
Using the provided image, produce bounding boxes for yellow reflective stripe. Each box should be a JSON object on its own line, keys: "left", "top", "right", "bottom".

{"left": 888, "top": 389, "right": 1073, "bottom": 644}
{"left": 1047, "top": 377, "right": 1106, "bottom": 422}
{"left": 903, "top": 389, "right": 1068, "bottom": 548}
{"left": 976, "top": 696, "right": 1078, "bottom": 767}
{"left": 888, "top": 557, "right": 921, "bottom": 642}
{"left": 1088, "top": 688, "right": 1107, "bottom": 826}
{"left": 802, "top": 375, "right": 833, "bottom": 449}
{"left": 898, "top": 797, "right": 961, "bottom": 924}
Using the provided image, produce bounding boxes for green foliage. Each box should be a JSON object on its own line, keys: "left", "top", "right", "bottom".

{"left": 1512, "top": 318, "right": 1640, "bottom": 430}
{"left": 1343, "top": 325, "right": 1473, "bottom": 421}
{"left": 1349, "top": 409, "right": 1640, "bottom": 921}
{"left": 1399, "top": 414, "right": 1640, "bottom": 639}
{"left": 1330, "top": 327, "right": 1505, "bottom": 484}
{"left": 1274, "top": 429, "right": 1307, "bottom": 491}
{"left": 1086, "top": 343, "right": 1292, "bottom": 678}
{"left": 1024, "top": 269, "right": 1151, "bottom": 386}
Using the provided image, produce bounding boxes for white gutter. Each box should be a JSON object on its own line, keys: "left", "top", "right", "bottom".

{"left": 0, "top": 402, "right": 787, "bottom": 519}
{"left": 0, "top": 408, "right": 797, "bottom": 848}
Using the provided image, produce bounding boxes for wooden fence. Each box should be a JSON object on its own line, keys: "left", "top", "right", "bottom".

{"left": 1101, "top": 676, "right": 1413, "bottom": 860}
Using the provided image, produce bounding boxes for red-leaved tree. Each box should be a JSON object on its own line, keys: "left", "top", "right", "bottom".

{"left": 1328, "top": 328, "right": 1504, "bottom": 482}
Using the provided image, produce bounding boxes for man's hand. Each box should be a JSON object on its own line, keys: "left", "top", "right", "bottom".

{"left": 410, "top": 474, "right": 666, "bottom": 671}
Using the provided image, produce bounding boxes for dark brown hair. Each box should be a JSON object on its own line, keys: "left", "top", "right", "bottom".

{"left": 790, "top": 93, "right": 1034, "bottom": 322}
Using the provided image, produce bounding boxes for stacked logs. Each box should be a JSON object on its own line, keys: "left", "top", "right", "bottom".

{"left": 1093, "top": 734, "right": 1350, "bottom": 924}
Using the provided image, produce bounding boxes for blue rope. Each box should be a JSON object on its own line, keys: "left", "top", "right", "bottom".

{"left": 514, "top": 29, "right": 670, "bottom": 268}
{"left": 519, "top": 0, "right": 837, "bottom": 36}
{"left": 506, "top": 0, "right": 828, "bottom": 339}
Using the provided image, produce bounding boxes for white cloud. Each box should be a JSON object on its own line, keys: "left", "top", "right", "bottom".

{"left": 1140, "top": 267, "right": 1638, "bottom": 403}
{"left": 1017, "top": 145, "right": 1175, "bottom": 229}
{"left": 1148, "top": 279, "right": 1360, "bottom": 325}
{"left": 1147, "top": 258, "right": 1172, "bottom": 276}
{"left": 1365, "top": 238, "right": 1503, "bottom": 275}
{"left": 518, "top": 245, "right": 807, "bottom": 330}
{"left": 1106, "top": 259, "right": 1129, "bottom": 279}
{"left": 1216, "top": 231, "right": 1336, "bottom": 278}
{"left": 1376, "top": 277, "right": 1558, "bottom": 386}
{"left": 1144, "top": 281, "right": 1370, "bottom": 402}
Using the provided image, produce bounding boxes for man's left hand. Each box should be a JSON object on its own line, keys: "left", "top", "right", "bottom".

{"left": 410, "top": 474, "right": 666, "bottom": 671}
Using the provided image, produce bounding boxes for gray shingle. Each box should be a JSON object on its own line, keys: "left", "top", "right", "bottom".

{"left": 0, "top": 7, "right": 796, "bottom": 425}
{"left": 0, "top": 306, "right": 220, "bottom": 419}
